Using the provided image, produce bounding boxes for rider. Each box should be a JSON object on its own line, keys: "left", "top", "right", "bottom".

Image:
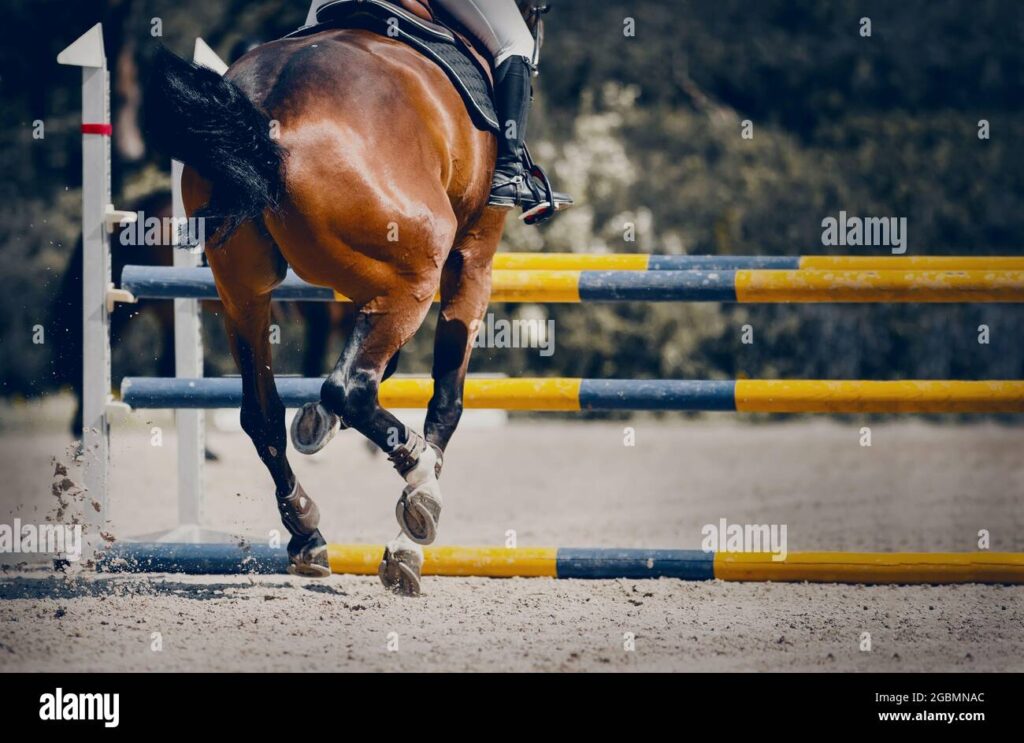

{"left": 432, "top": 0, "right": 572, "bottom": 221}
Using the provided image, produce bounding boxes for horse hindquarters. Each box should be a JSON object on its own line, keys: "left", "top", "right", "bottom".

{"left": 158, "top": 31, "right": 501, "bottom": 592}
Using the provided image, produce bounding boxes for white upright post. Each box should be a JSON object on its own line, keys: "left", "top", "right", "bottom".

{"left": 171, "top": 160, "right": 206, "bottom": 537}
{"left": 58, "top": 24, "right": 113, "bottom": 540}
{"left": 146, "top": 38, "right": 232, "bottom": 543}
{"left": 193, "top": 38, "right": 229, "bottom": 75}
{"left": 169, "top": 38, "right": 231, "bottom": 542}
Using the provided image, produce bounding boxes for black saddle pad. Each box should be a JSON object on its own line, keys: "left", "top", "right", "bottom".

{"left": 285, "top": 0, "right": 498, "bottom": 133}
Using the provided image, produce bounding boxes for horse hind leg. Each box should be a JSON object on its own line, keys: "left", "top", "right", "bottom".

{"left": 194, "top": 206, "right": 330, "bottom": 577}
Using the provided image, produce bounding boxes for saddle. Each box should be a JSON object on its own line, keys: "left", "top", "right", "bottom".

{"left": 287, "top": 0, "right": 499, "bottom": 132}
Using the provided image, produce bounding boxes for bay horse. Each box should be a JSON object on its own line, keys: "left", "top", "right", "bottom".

{"left": 146, "top": 4, "right": 544, "bottom": 595}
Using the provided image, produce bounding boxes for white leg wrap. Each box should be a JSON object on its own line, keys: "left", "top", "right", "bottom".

{"left": 392, "top": 431, "right": 443, "bottom": 545}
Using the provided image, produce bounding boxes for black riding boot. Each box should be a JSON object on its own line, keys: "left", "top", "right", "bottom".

{"left": 489, "top": 55, "right": 572, "bottom": 219}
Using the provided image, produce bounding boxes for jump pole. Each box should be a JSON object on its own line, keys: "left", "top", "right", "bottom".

{"left": 120, "top": 377, "right": 1024, "bottom": 414}
{"left": 118, "top": 266, "right": 1024, "bottom": 303}
{"left": 96, "top": 543, "right": 1024, "bottom": 584}
{"left": 491, "top": 254, "right": 1024, "bottom": 272}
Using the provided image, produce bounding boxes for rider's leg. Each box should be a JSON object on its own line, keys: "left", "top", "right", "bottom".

{"left": 433, "top": 0, "right": 572, "bottom": 214}
{"left": 488, "top": 53, "right": 534, "bottom": 208}
{"left": 488, "top": 55, "right": 573, "bottom": 215}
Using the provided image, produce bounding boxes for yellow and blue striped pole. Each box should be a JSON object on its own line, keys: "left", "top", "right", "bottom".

{"left": 492, "top": 253, "right": 1024, "bottom": 271}
{"left": 98, "top": 543, "right": 1024, "bottom": 584}
{"left": 120, "top": 266, "right": 1024, "bottom": 304}
{"left": 121, "top": 377, "right": 1024, "bottom": 414}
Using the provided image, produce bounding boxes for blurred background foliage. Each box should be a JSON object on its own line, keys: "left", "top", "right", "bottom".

{"left": 1, "top": 0, "right": 1021, "bottom": 405}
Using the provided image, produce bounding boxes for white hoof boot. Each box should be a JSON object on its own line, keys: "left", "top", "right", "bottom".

{"left": 289, "top": 402, "right": 338, "bottom": 455}
{"left": 388, "top": 432, "right": 443, "bottom": 546}
{"left": 378, "top": 533, "right": 424, "bottom": 596}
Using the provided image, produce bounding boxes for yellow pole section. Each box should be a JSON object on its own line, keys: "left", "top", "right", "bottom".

{"left": 800, "top": 256, "right": 1024, "bottom": 271}
{"left": 735, "top": 380, "right": 1024, "bottom": 414}
{"left": 378, "top": 378, "right": 583, "bottom": 411}
{"left": 494, "top": 253, "right": 651, "bottom": 271}
{"left": 488, "top": 270, "right": 583, "bottom": 302}
{"left": 325, "top": 544, "right": 385, "bottom": 575}
{"left": 714, "top": 552, "right": 1024, "bottom": 584}
{"left": 423, "top": 546, "right": 558, "bottom": 577}
{"left": 326, "top": 545, "right": 559, "bottom": 577}
{"left": 335, "top": 270, "right": 583, "bottom": 303}
{"left": 735, "top": 270, "right": 1024, "bottom": 302}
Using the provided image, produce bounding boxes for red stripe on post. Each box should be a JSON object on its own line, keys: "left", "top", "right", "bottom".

{"left": 81, "top": 123, "right": 113, "bottom": 135}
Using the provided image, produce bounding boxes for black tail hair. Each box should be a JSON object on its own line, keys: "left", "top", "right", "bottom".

{"left": 144, "top": 45, "right": 285, "bottom": 247}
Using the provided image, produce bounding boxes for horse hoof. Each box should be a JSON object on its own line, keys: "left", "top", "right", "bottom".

{"left": 290, "top": 402, "right": 338, "bottom": 455}
{"left": 395, "top": 481, "right": 442, "bottom": 546}
{"left": 286, "top": 530, "right": 331, "bottom": 578}
{"left": 378, "top": 539, "right": 423, "bottom": 596}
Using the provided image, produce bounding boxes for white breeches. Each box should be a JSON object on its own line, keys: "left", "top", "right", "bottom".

{"left": 433, "top": 0, "right": 535, "bottom": 66}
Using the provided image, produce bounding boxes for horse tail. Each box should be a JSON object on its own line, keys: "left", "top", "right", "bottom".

{"left": 144, "top": 45, "right": 285, "bottom": 247}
